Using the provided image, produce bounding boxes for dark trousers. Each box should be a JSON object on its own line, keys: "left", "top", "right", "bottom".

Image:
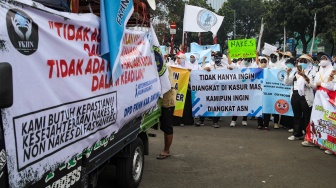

{"left": 258, "top": 113, "right": 271, "bottom": 127}
{"left": 231, "top": 116, "right": 247, "bottom": 121}
{"left": 273, "top": 114, "right": 294, "bottom": 129}
{"left": 199, "top": 117, "right": 220, "bottom": 123}
{"left": 291, "top": 91, "right": 312, "bottom": 137}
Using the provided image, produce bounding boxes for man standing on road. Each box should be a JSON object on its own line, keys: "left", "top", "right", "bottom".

{"left": 157, "top": 64, "right": 176, "bottom": 159}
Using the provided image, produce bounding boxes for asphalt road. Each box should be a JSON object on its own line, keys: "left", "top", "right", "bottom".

{"left": 98, "top": 117, "right": 336, "bottom": 188}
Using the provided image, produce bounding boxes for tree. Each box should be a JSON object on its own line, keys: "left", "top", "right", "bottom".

{"left": 151, "top": 0, "right": 214, "bottom": 51}
{"left": 217, "top": 0, "right": 266, "bottom": 51}
{"left": 264, "top": 0, "right": 332, "bottom": 54}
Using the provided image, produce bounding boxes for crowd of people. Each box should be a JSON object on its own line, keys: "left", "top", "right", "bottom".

{"left": 156, "top": 46, "right": 336, "bottom": 159}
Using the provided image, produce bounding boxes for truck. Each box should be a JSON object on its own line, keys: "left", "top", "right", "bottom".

{"left": 0, "top": 0, "right": 163, "bottom": 187}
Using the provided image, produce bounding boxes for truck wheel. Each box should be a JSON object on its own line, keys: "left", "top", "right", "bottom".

{"left": 116, "top": 138, "right": 144, "bottom": 188}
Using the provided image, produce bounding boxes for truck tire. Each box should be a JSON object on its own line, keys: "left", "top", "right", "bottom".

{"left": 116, "top": 138, "right": 144, "bottom": 188}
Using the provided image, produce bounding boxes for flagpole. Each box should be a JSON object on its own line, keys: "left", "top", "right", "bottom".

{"left": 283, "top": 27, "right": 286, "bottom": 53}
{"left": 198, "top": 32, "right": 202, "bottom": 45}
{"left": 309, "top": 13, "right": 316, "bottom": 55}
{"left": 257, "top": 18, "right": 264, "bottom": 52}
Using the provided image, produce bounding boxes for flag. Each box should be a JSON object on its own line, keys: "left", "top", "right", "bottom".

{"left": 100, "top": 0, "right": 134, "bottom": 82}
{"left": 185, "top": 49, "right": 212, "bottom": 64}
{"left": 190, "top": 42, "right": 220, "bottom": 53}
{"left": 183, "top": 4, "right": 224, "bottom": 36}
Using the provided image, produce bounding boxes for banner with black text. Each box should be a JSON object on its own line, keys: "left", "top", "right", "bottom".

{"left": 190, "top": 68, "right": 263, "bottom": 117}
{"left": 0, "top": 1, "right": 160, "bottom": 187}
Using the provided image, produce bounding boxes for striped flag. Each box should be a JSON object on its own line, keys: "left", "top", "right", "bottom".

{"left": 100, "top": 0, "right": 134, "bottom": 83}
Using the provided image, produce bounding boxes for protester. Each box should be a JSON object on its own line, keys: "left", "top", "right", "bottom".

{"left": 171, "top": 53, "right": 187, "bottom": 68}
{"left": 179, "top": 54, "right": 201, "bottom": 126}
{"left": 227, "top": 50, "right": 259, "bottom": 126}
{"left": 284, "top": 55, "right": 316, "bottom": 141}
{"left": 313, "top": 55, "right": 333, "bottom": 90}
{"left": 268, "top": 52, "right": 287, "bottom": 69}
{"left": 185, "top": 54, "right": 202, "bottom": 70}
{"left": 301, "top": 55, "right": 333, "bottom": 151}
{"left": 195, "top": 52, "right": 232, "bottom": 128}
{"left": 312, "top": 56, "right": 320, "bottom": 73}
{"left": 257, "top": 56, "right": 271, "bottom": 130}
{"left": 157, "top": 64, "right": 176, "bottom": 159}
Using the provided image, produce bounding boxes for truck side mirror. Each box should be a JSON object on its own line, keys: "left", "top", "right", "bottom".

{"left": 0, "top": 63, "right": 13, "bottom": 108}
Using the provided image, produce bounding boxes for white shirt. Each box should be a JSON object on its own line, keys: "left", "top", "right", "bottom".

{"left": 185, "top": 61, "right": 202, "bottom": 70}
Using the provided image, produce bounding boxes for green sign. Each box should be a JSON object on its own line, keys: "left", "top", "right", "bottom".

{"left": 228, "top": 39, "right": 256, "bottom": 58}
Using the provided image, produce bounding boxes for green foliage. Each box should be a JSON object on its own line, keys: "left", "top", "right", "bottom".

{"left": 264, "top": 0, "right": 335, "bottom": 54}
{"left": 150, "top": 0, "right": 335, "bottom": 55}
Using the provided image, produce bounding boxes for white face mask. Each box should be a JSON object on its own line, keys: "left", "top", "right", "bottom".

{"left": 319, "top": 60, "right": 330, "bottom": 67}
{"left": 190, "top": 58, "right": 196, "bottom": 63}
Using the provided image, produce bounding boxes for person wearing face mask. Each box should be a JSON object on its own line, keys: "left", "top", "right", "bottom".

{"left": 209, "top": 51, "right": 230, "bottom": 70}
{"left": 311, "top": 57, "right": 320, "bottom": 73}
{"left": 268, "top": 52, "right": 287, "bottom": 69}
{"left": 226, "top": 51, "right": 259, "bottom": 127}
{"left": 267, "top": 58, "right": 296, "bottom": 131}
{"left": 186, "top": 54, "right": 202, "bottom": 70}
{"left": 284, "top": 54, "right": 316, "bottom": 141}
{"left": 302, "top": 55, "right": 335, "bottom": 155}
{"left": 313, "top": 55, "right": 333, "bottom": 90}
{"left": 171, "top": 53, "right": 187, "bottom": 68}
{"left": 265, "top": 52, "right": 291, "bottom": 129}
{"left": 195, "top": 52, "right": 233, "bottom": 128}
{"left": 256, "top": 57, "right": 272, "bottom": 130}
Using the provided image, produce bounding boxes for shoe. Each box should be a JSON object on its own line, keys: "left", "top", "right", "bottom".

{"left": 264, "top": 126, "right": 269, "bottom": 131}
{"left": 325, "top": 150, "right": 334, "bottom": 155}
{"left": 288, "top": 135, "right": 302, "bottom": 141}
{"left": 288, "top": 129, "right": 294, "bottom": 133}
{"left": 274, "top": 123, "right": 279, "bottom": 129}
{"left": 213, "top": 123, "right": 219, "bottom": 128}
{"left": 195, "top": 121, "right": 204, "bottom": 126}
{"left": 301, "top": 141, "right": 315, "bottom": 147}
{"left": 230, "top": 121, "right": 236, "bottom": 127}
{"left": 256, "top": 126, "right": 262, "bottom": 130}
{"left": 242, "top": 121, "right": 247, "bottom": 126}
{"left": 180, "top": 124, "right": 184, "bottom": 127}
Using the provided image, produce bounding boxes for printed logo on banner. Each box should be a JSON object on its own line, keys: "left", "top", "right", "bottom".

{"left": 197, "top": 10, "right": 217, "bottom": 31}
{"left": 6, "top": 9, "right": 38, "bottom": 55}
{"left": 277, "top": 70, "right": 286, "bottom": 82}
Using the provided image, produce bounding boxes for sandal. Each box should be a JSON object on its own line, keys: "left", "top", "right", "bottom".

{"left": 156, "top": 154, "right": 170, "bottom": 160}
{"left": 257, "top": 126, "right": 262, "bottom": 130}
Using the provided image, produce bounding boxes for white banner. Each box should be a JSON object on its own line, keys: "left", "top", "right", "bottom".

{"left": 190, "top": 69, "right": 263, "bottom": 117}
{"left": 0, "top": 1, "right": 160, "bottom": 187}
{"left": 306, "top": 88, "right": 336, "bottom": 153}
{"left": 183, "top": 5, "right": 224, "bottom": 35}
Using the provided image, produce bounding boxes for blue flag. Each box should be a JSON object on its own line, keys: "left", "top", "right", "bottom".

{"left": 190, "top": 42, "right": 220, "bottom": 53}
{"left": 100, "top": 0, "right": 134, "bottom": 82}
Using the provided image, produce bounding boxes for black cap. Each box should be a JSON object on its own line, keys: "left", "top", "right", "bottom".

{"left": 285, "top": 58, "right": 295, "bottom": 65}
{"left": 215, "top": 51, "right": 222, "bottom": 57}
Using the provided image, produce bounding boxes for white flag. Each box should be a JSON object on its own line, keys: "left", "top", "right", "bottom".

{"left": 183, "top": 4, "right": 224, "bottom": 35}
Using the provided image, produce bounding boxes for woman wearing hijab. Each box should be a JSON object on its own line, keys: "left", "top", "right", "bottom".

{"left": 301, "top": 55, "right": 335, "bottom": 155}
{"left": 284, "top": 54, "right": 316, "bottom": 141}
{"left": 313, "top": 55, "right": 334, "bottom": 89}
{"left": 257, "top": 56, "right": 271, "bottom": 130}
